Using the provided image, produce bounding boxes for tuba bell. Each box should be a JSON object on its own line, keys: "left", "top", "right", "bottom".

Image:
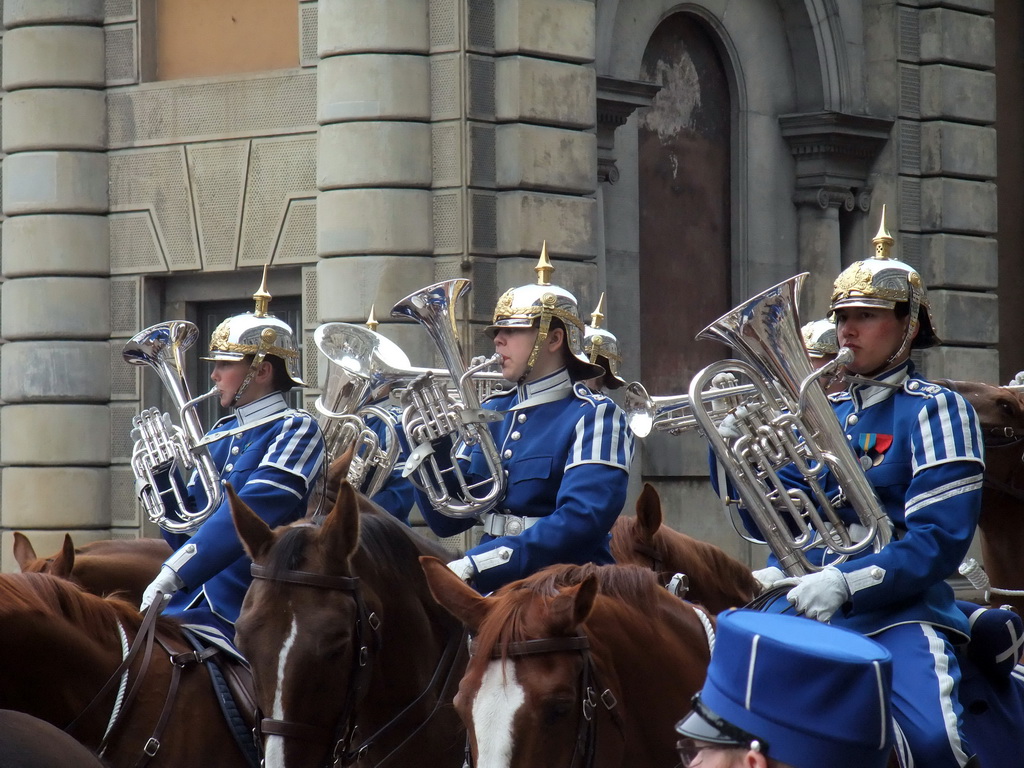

{"left": 123, "top": 321, "right": 224, "bottom": 534}
{"left": 313, "top": 321, "right": 507, "bottom": 498}
{"left": 391, "top": 279, "right": 507, "bottom": 519}
{"left": 690, "top": 273, "right": 892, "bottom": 576}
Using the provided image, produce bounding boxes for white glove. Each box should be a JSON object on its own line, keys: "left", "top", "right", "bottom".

{"left": 786, "top": 566, "right": 850, "bottom": 621}
{"left": 716, "top": 405, "right": 749, "bottom": 440}
{"left": 140, "top": 564, "right": 185, "bottom": 613}
{"left": 752, "top": 566, "right": 788, "bottom": 592}
{"left": 447, "top": 556, "right": 476, "bottom": 583}
{"left": 1010, "top": 371, "right": 1024, "bottom": 387}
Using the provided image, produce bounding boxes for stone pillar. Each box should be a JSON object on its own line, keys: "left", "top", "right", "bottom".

{"left": 315, "top": 0, "right": 435, "bottom": 361}
{"left": 780, "top": 112, "right": 892, "bottom": 325}
{"left": 0, "top": 0, "right": 110, "bottom": 566}
{"left": 792, "top": 188, "right": 850, "bottom": 323}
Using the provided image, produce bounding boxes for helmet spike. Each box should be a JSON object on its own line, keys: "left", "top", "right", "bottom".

{"left": 590, "top": 292, "right": 606, "bottom": 329}
{"left": 535, "top": 241, "right": 554, "bottom": 286}
{"left": 253, "top": 264, "right": 272, "bottom": 318}
{"left": 366, "top": 304, "right": 379, "bottom": 332}
{"left": 872, "top": 204, "right": 893, "bottom": 260}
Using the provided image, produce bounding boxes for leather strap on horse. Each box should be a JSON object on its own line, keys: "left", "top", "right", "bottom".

{"left": 339, "top": 627, "right": 469, "bottom": 767}
{"left": 466, "top": 632, "right": 620, "bottom": 768}
{"left": 251, "top": 562, "right": 379, "bottom": 768}
{"left": 64, "top": 593, "right": 163, "bottom": 743}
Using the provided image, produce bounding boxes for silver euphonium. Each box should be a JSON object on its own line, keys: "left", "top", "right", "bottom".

{"left": 314, "top": 321, "right": 507, "bottom": 497}
{"left": 314, "top": 322, "right": 418, "bottom": 498}
{"left": 691, "top": 273, "right": 892, "bottom": 576}
{"left": 391, "top": 279, "right": 507, "bottom": 519}
{"left": 123, "top": 321, "right": 224, "bottom": 534}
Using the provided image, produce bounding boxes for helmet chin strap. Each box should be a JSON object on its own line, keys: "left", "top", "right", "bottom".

{"left": 520, "top": 315, "right": 552, "bottom": 385}
{"left": 232, "top": 328, "right": 277, "bottom": 405}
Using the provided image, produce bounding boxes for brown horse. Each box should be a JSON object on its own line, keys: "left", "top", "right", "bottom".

{"left": 940, "top": 379, "right": 1024, "bottom": 616}
{"left": 610, "top": 483, "right": 759, "bottom": 613}
{"left": 0, "top": 570, "right": 253, "bottom": 768}
{"left": 12, "top": 532, "right": 169, "bottom": 605}
{"left": 0, "top": 709, "right": 107, "bottom": 768}
{"left": 420, "top": 557, "right": 714, "bottom": 768}
{"left": 231, "top": 482, "right": 468, "bottom": 768}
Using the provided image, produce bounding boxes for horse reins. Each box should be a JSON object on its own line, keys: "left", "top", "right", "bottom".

{"left": 249, "top": 562, "right": 466, "bottom": 768}
{"left": 465, "top": 632, "right": 620, "bottom": 768}
{"left": 64, "top": 594, "right": 221, "bottom": 767}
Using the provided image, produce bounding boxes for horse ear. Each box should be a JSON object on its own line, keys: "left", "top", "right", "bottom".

{"left": 419, "top": 556, "right": 490, "bottom": 632}
{"left": 11, "top": 532, "right": 37, "bottom": 571}
{"left": 48, "top": 534, "right": 76, "bottom": 579}
{"left": 228, "top": 483, "right": 275, "bottom": 561}
{"left": 550, "top": 574, "right": 599, "bottom": 631}
{"left": 321, "top": 480, "right": 361, "bottom": 567}
{"left": 635, "top": 483, "right": 663, "bottom": 541}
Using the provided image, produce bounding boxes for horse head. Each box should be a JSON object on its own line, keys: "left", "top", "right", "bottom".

{"left": 421, "top": 558, "right": 711, "bottom": 768}
{"left": 939, "top": 379, "right": 1024, "bottom": 615}
{"left": 610, "top": 483, "right": 758, "bottom": 613}
{"left": 11, "top": 532, "right": 168, "bottom": 605}
{"left": 232, "top": 482, "right": 466, "bottom": 768}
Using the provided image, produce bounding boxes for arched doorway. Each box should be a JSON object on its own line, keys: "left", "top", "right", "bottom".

{"left": 638, "top": 13, "right": 732, "bottom": 394}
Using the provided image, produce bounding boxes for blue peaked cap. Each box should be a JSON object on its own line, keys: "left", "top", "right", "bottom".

{"left": 677, "top": 609, "right": 894, "bottom": 768}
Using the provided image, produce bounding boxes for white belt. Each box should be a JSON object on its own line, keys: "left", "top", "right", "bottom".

{"left": 481, "top": 512, "right": 541, "bottom": 537}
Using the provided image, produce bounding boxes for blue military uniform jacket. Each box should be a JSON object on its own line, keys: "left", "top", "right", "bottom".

{"left": 362, "top": 404, "right": 415, "bottom": 524}
{"left": 418, "top": 368, "right": 635, "bottom": 593}
{"left": 738, "top": 362, "right": 984, "bottom": 639}
{"left": 163, "top": 392, "right": 325, "bottom": 626}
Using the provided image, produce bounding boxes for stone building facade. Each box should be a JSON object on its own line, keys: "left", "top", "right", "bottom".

{"left": 0, "top": 0, "right": 1019, "bottom": 570}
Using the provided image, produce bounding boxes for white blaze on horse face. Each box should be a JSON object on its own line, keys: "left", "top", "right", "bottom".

{"left": 263, "top": 615, "right": 300, "bottom": 768}
{"left": 473, "top": 660, "right": 526, "bottom": 768}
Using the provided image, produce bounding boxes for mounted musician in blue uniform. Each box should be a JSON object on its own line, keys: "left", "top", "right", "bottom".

{"left": 400, "top": 246, "right": 635, "bottom": 594}
{"left": 706, "top": 213, "right": 984, "bottom": 768}
{"left": 135, "top": 271, "right": 325, "bottom": 649}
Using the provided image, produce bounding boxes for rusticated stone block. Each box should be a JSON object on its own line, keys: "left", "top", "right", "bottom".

{"left": 319, "top": 0, "right": 428, "bottom": 57}
{"left": 495, "top": 57, "right": 596, "bottom": 129}
{"left": 0, "top": 404, "right": 110, "bottom": 465}
{"left": 2, "top": 277, "right": 110, "bottom": 339}
{"left": 318, "top": 122, "right": 431, "bottom": 190}
{"left": 495, "top": 0, "right": 596, "bottom": 63}
{"left": 3, "top": 151, "right": 108, "bottom": 216}
{"left": 1, "top": 468, "right": 110, "bottom": 530}
{"left": 318, "top": 54, "right": 430, "bottom": 124}
{"left": 496, "top": 191, "right": 596, "bottom": 259}
{"left": 3, "top": 89, "right": 106, "bottom": 153}
{"left": 318, "top": 189, "right": 432, "bottom": 256}
{"left": 2, "top": 26, "right": 104, "bottom": 90}
{"left": 495, "top": 124, "right": 596, "bottom": 194}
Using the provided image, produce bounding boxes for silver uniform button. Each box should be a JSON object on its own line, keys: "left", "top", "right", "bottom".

{"left": 871, "top": 567, "right": 883, "bottom": 580}
{"left": 847, "top": 414, "right": 859, "bottom": 426}
{"left": 502, "top": 449, "right": 512, "bottom": 459}
{"left": 510, "top": 431, "right": 521, "bottom": 441}
{"left": 225, "top": 463, "right": 234, "bottom": 472}
{"left": 231, "top": 446, "right": 240, "bottom": 455}
{"left": 908, "top": 381, "right": 919, "bottom": 390}
{"left": 517, "top": 413, "right": 527, "bottom": 423}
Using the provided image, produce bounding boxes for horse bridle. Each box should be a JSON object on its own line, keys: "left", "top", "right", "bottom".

{"left": 249, "top": 562, "right": 466, "bottom": 768}
{"left": 465, "top": 632, "right": 620, "bottom": 768}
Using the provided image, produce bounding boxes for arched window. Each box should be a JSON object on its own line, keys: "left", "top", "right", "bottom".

{"left": 638, "top": 14, "right": 731, "bottom": 393}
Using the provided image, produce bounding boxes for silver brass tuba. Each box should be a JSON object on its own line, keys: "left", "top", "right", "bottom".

{"left": 391, "top": 279, "right": 507, "bottom": 519}
{"left": 314, "top": 322, "right": 416, "bottom": 498}
{"left": 123, "top": 321, "right": 224, "bottom": 534}
{"left": 691, "top": 273, "right": 892, "bottom": 576}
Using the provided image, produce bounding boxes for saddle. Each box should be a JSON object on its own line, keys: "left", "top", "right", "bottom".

{"left": 181, "top": 629, "right": 261, "bottom": 768}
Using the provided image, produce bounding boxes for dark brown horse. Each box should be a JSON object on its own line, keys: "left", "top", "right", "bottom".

{"left": 610, "top": 483, "right": 759, "bottom": 612}
{"left": 13, "top": 533, "right": 169, "bottom": 605}
{"left": 231, "top": 482, "right": 467, "bottom": 768}
{"left": 0, "top": 571, "right": 253, "bottom": 768}
{"left": 0, "top": 709, "right": 107, "bottom": 768}
{"left": 940, "top": 379, "right": 1024, "bottom": 616}
{"left": 421, "top": 558, "right": 714, "bottom": 768}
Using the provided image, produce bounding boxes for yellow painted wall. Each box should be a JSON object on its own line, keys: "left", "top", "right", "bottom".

{"left": 156, "top": 0, "right": 299, "bottom": 81}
